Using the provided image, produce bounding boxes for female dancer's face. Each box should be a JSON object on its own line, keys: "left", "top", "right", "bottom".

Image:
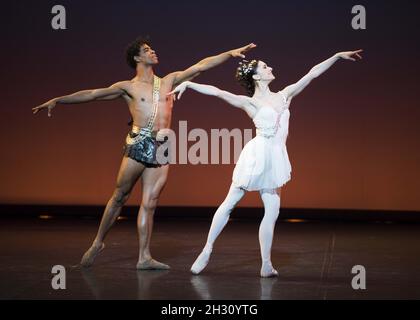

{"left": 254, "top": 61, "right": 275, "bottom": 82}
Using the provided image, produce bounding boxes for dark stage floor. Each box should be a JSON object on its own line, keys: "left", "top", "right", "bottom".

{"left": 1, "top": 216, "right": 419, "bottom": 300}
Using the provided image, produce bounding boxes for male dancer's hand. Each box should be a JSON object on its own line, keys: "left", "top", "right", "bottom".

{"left": 229, "top": 43, "right": 257, "bottom": 59}
{"left": 32, "top": 99, "right": 57, "bottom": 117}
{"left": 336, "top": 50, "right": 363, "bottom": 61}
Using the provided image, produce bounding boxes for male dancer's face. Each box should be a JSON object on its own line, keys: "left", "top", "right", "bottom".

{"left": 136, "top": 44, "right": 159, "bottom": 65}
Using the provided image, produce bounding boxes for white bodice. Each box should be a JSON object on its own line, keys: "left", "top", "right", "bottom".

{"left": 253, "top": 107, "right": 290, "bottom": 141}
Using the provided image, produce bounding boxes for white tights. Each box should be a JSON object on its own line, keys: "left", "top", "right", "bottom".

{"left": 191, "top": 184, "right": 281, "bottom": 277}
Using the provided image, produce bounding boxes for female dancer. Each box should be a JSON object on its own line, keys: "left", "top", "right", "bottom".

{"left": 169, "top": 50, "right": 363, "bottom": 277}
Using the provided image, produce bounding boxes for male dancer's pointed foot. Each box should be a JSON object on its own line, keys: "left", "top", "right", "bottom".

{"left": 260, "top": 263, "right": 279, "bottom": 278}
{"left": 80, "top": 242, "right": 105, "bottom": 268}
{"left": 191, "top": 249, "right": 211, "bottom": 275}
{"left": 136, "top": 259, "right": 171, "bottom": 270}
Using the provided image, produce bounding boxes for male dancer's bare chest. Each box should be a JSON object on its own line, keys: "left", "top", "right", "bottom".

{"left": 127, "top": 81, "right": 174, "bottom": 128}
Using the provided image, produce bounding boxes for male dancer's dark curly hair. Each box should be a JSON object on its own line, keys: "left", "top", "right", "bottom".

{"left": 125, "top": 36, "right": 151, "bottom": 69}
{"left": 235, "top": 59, "right": 259, "bottom": 96}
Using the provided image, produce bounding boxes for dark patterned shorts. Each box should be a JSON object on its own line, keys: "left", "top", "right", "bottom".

{"left": 123, "top": 131, "right": 168, "bottom": 168}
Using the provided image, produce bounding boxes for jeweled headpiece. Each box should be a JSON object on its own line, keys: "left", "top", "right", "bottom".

{"left": 237, "top": 59, "right": 257, "bottom": 78}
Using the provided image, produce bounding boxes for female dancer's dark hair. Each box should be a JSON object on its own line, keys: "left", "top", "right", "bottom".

{"left": 235, "top": 59, "right": 259, "bottom": 96}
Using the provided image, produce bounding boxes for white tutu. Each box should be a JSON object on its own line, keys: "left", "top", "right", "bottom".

{"left": 232, "top": 99, "right": 292, "bottom": 191}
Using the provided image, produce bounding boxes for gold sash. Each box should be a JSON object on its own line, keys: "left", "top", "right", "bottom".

{"left": 126, "top": 76, "right": 161, "bottom": 144}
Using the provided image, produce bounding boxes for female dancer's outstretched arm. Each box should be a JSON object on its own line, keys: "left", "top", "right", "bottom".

{"left": 168, "top": 81, "right": 257, "bottom": 118}
{"left": 282, "top": 50, "right": 363, "bottom": 101}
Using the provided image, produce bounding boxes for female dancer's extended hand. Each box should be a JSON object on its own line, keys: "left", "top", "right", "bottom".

{"left": 336, "top": 49, "right": 363, "bottom": 61}
{"left": 168, "top": 81, "right": 191, "bottom": 101}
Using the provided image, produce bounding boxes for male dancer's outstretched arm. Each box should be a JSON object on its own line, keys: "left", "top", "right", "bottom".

{"left": 32, "top": 82, "right": 129, "bottom": 117}
{"left": 170, "top": 43, "right": 257, "bottom": 87}
{"left": 281, "top": 50, "right": 363, "bottom": 101}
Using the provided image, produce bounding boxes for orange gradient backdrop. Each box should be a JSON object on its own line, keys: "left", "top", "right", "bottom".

{"left": 1, "top": 0, "right": 419, "bottom": 211}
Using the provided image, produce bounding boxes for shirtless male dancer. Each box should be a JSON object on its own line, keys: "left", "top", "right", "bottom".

{"left": 32, "top": 37, "right": 256, "bottom": 270}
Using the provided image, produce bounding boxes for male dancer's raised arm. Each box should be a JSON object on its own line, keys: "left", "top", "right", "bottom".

{"left": 170, "top": 43, "right": 256, "bottom": 87}
{"left": 282, "top": 50, "right": 363, "bottom": 101}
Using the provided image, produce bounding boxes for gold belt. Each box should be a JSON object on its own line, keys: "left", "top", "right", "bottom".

{"left": 126, "top": 127, "right": 157, "bottom": 145}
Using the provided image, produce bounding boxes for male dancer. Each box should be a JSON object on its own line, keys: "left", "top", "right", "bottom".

{"left": 33, "top": 37, "right": 256, "bottom": 270}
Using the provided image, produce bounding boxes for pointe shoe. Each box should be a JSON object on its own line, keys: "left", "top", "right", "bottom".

{"left": 191, "top": 250, "right": 211, "bottom": 275}
{"left": 260, "top": 264, "right": 279, "bottom": 278}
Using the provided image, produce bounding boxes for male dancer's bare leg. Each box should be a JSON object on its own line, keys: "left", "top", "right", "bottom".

{"left": 80, "top": 157, "right": 146, "bottom": 267}
{"left": 191, "top": 184, "right": 246, "bottom": 274}
{"left": 259, "top": 189, "right": 281, "bottom": 278}
{"left": 136, "top": 165, "right": 170, "bottom": 270}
